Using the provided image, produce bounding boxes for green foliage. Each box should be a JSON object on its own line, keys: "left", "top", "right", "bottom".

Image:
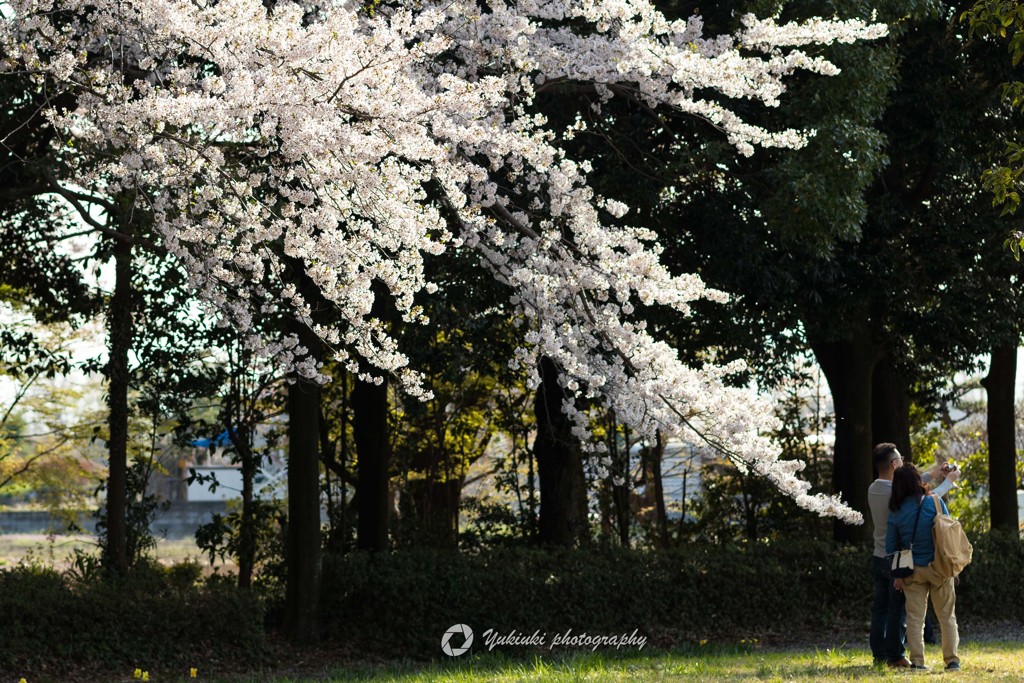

{"left": 965, "top": 1, "right": 1024, "bottom": 61}
{"left": 0, "top": 559, "right": 266, "bottom": 673}
{"left": 459, "top": 391, "right": 538, "bottom": 549}
{"left": 320, "top": 542, "right": 869, "bottom": 657}
{"left": 943, "top": 440, "right": 1024, "bottom": 537}
{"left": 195, "top": 497, "right": 287, "bottom": 590}
{"left": 0, "top": 319, "right": 106, "bottom": 509}
{"left": 965, "top": 0, "right": 1024, "bottom": 233}
{"left": 94, "top": 458, "right": 167, "bottom": 571}
{"left": 386, "top": 243, "right": 534, "bottom": 549}
{"left": 946, "top": 443, "right": 995, "bottom": 536}
{"left": 958, "top": 529, "right": 1024, "bottom": 621}
{"left": 390, "top": 363, "right": 504, "bottom": 547}
{"left": 460, "top": 470, "right": 537, "bottom": 549}
{"left": 321, "top": 533, "right": 1024, "bottom": 658}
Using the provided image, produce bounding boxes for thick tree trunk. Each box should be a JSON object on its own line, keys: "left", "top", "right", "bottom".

{"left": 871, "top": 356, "right": 912, "bottom": 464}
{"left": 533, "top": 356, "right": 590, "bottom": 547}
{"left": 283, "top": 325, "right": 323, "bottom": 642}
{"left": 982, "top": 344, "right": 1019, "bottom": 532}
{"left": 353, "top": 284, "right": 392, "bottom": 552}
{"left": 103, "top": 238, "right": 132, "bottom": 575}
{"left": 812, "top": 334, "right": 879, "bottom": 544}
{"left": 353, "top": 372, "right": 390, "bottom": 551}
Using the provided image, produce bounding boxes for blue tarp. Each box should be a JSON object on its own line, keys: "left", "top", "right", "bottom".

{"left": 189, "top": 430, "right": 233, "bottom": 449}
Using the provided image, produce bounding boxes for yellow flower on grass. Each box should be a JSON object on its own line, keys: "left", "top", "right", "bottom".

{"left": 142, "top": 673, "right": 149, "bottom": 682}
{"left": 20, "top": 678, "right": 28, "bottom": 683}
{"left": 134, "top": 670, "right": 142, "bottom": 679}
{"left": 190, "top": 668, "right": 198, "bottom": 678}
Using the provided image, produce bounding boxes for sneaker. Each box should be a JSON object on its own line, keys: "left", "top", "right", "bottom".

{"left": 946, "top": 661, "right": 961, "bottom": 671}
{"left": 910, "top": 664, "right": 930, "bottom": 672}
{"left": 888, "top": 658, "right": 912, "bottom": 668}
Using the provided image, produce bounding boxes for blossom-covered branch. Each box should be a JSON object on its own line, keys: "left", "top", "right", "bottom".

{"left": 0, "top": 0, "right": 885, "bottom": 523}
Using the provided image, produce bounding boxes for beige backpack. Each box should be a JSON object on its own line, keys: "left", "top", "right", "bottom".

{"left": 929, "top": 493, "right": 973, "bottom": 578}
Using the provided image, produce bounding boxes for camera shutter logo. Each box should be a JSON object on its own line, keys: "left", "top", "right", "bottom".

{"left": 441, "top": 624, "right": 474, "bottom": 656}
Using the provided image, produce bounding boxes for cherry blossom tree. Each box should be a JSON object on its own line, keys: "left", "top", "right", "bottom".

{"left": 0, "top": 0, "right": 885, "bottom": 527}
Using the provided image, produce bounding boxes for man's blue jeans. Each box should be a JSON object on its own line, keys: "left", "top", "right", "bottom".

{"left": 869, "top": 555, "right": 906, "bottom": 661}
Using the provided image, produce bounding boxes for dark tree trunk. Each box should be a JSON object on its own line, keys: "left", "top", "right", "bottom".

{"left": 322, "top": 367, "right": 351, "bottom": 553}
{"left": 533, "top": 356, "right": 589, "bottom": 547}
{"left": 399, "top": 477, "right": 461, "bottom": 547}
{"left": 739, "top": 473, "right": 759, "bottom": 542}
{"left": 647, "top": 434, "right": 670, "bottom": 549}
{"left": 606, "top": 421, "right": 630, "bottom": 548}
{"left": 236, "top": 425, "right": 256, "bottom": 590}
{"left": 103, "top": 237, "right": 132, "bottom": 575}
{"left": 352, "top": 284, "right": 393, "bottom": 552}
{"left": 598, "top": 478, "right": 613, "bottom": 543}
{"left": 871, "top": 356, "right": 912, "bottom": 465}
{"left": 283, "top": 325, "right": 323, "bottom": 643}
{"left": 353, "top": 372, "right": 390, "bottom": 551}
{"left": 525, "top": 429, "right": 537, "bottom": 540}
{"left": 982, "top": 344, "right": 1019, "bottom": 532}
{"left": 812, "top": 333, "right": 879, "bottom": 544}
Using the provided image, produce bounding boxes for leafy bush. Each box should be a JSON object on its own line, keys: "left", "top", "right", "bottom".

{"left": 3, "top": 533, "right": 1018, "bottom": 672}
{"left": 320, "top": 541, "right": 868, "bottom": 656}
{"left": 956, "top": 530, "right": 1024, "bottom": 622}
{"left": 0, "top": 559, "right": 266, "bottom": 674}
{"left": 195, "top": 497, "right": 287, "bottom": 591}
{"left": 321, "top": 534, "right": 1024, "bottom": 657}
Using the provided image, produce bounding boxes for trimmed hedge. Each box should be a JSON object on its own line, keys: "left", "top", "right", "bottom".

{"left": 957, "top": 530, "right": 1024, "bottom": 623}
{"left": 321, "top": 533, "right": 1024, "bottom": 657}
{"left": 321, "top": 541, "right": 867, "bottom": 656}
{"left": 0, "top": 562, "right": 266, "bottom": 673}
{"left": 1, "top": 533, "right": 1018, "bottom": 670}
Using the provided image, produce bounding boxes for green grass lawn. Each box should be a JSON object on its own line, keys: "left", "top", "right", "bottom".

{"left": 106, "top": 641, "right": 1023, "bottom": 683}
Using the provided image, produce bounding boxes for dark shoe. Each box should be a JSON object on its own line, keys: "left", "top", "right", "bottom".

{"left": 888, "top": 658, "right": 912, "bottom": 668}
{"left": 910, "top": 664, "right": 930, "bottom": 672}
{"left": 945, "top": 661, "right": 961, "bottom": 671}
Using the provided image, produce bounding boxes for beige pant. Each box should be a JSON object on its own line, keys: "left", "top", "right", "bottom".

{"left": 904, "top": 564, "right": 959, "bottom": 667}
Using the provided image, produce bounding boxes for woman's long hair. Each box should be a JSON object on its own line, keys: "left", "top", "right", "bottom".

{"left": 889, "top": 464, "right": 928, "bottom": 512}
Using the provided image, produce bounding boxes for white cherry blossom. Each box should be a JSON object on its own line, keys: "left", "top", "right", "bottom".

{"left": 0, "top": 0, "right": 885, "bottom": 523}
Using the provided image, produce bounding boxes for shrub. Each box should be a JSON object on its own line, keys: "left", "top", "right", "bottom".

{"left": 320, "top": 540, "right": 870, "bottom": 657}
{"left": 0, "top": 559, "right": 266, "bottom": 674}
{"left": 956, "top": 529, "right": 1024, "bottom": 622}
{"left": 321, "top": 534, "right": 1024, "bottom": 658}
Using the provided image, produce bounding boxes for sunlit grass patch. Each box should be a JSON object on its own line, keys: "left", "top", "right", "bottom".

{"left": 14, "top": 639, "right": 1024, "bottom": 682}
{"left": 0, "top": 532, "right": 229, "bottom": 572}
{"left": 220, "top": 640, "right": 1024, "bottom": 683}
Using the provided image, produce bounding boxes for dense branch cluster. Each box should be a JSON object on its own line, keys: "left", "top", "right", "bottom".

{"left": 0, "top": 0, "right": 886, "bottom": 522}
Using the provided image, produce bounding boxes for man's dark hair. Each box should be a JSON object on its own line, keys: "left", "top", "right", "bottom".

{"left": 889, "top": 464, "right": 927, "bottom": 512}
{"left": 872, "top": 442, "right": 899, "bottom": 467}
